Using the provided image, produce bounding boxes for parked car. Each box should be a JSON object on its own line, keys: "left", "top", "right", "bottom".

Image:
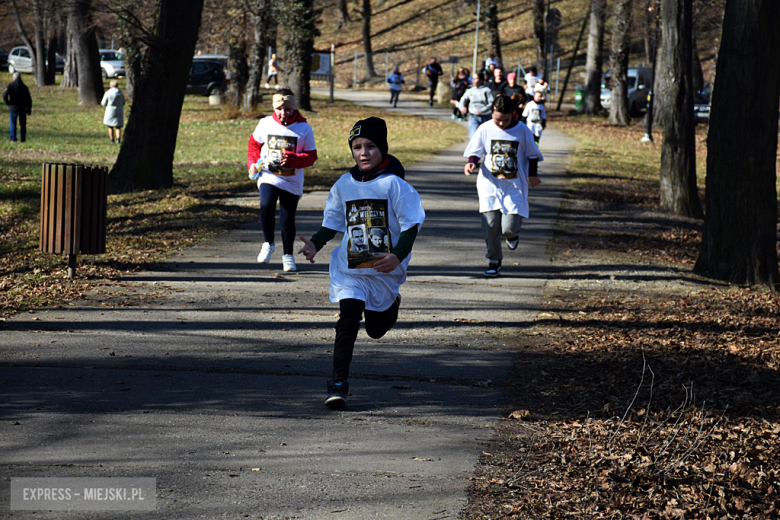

{"left": 7, "top": 46, "right": 64, "bottom": 74}
{"left": 693, "top": 84, "right": 711, "bottom": 122}
{"left": 186, "top": 58, "right": 227, "bottom": 96}
{"left": 99, "top": 49, "right": 125, "bottom": 79}
{"left": 600, "top": 67, "right": 653, "bottom": 116}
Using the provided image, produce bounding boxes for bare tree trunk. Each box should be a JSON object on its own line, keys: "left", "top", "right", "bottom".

{"left": 45, "top": 35, "right": 58, "bottom": 85}
{"left": 61, "top": 15, "right": 78, "bottom": 88}
{"left": 227, "top": 30, "right": 248, "bottom": 107}
{"left": 659, "top": 0, "right": 702, "bottom": 218}
{"left": 244, "top": 0, "right": 265, "bottom": 111}
{"left": 110, "top": 0, "right": 205, "bottom": 192}
{"left": 532, "top": 0, "right": 545, "bottom": 70}
{"left": 276, "top": 0, "right": 319, "bottom": 109}
{"left": 694, "top": 0, "right": 780, "bottom": 288}
{"left": 68, "top": 0, "right": 103, "bottom": 105}
{"left": 361, "top": 0, "right": 376, "bottom": 79}
{"left": 584, "top": 0, "right": 606, "bottom": 115}
{"left": 33, "top": 3, "right": 48, "bottom": 86}
{"left": 484, "top": 1, "right": 502, "bottom": 67}
{"left": 609, "top": 0, "right": 634, "bottom": 125}
{"left": 336, "top": 0, "right": 350, "bottom": 28}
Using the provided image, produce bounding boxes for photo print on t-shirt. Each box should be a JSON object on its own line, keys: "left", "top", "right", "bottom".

{"left": 346, "top": 199, "right": 390, "bottom": 269}
{"left": 266, "top": 134, "right": 298, "bottom": 173}
{"left": 490, "top": 140, "right": 519, "bottom": 179}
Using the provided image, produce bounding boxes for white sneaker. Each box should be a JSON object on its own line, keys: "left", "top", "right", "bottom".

{"left": 282, "top": 254, "right": 296, "bottom": 272}
{"left": 257, "top": 242, "right": 275, "bottom": 263}
{"left": 264, "top": 83, "right": 270, "bottom": 88}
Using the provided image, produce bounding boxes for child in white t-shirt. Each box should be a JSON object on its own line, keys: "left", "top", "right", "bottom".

{"left": 522, "top": 90, "right": 547, "bottom": 143}
{"left": 298, "top": 117, "right": 426, "bottom": 409}
{"left": 464, "top": 94, "right": 543, "bottom": 277}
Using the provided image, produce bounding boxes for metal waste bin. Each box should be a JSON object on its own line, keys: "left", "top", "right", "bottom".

{"left": 39, "top": 163, "right": 108, "bottom": 277}
{"left": 574, "top": 86, "right": 585, "bottom": 111}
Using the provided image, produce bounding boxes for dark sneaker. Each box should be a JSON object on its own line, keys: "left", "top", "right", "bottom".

{"left": 506, "top": 237, "right": 519, "bottom": 250}
{"left": 484, "top": 262, "right": 501, "bottom": 277}
{"left": 325, "top": 380, "right": 349, "bottom": 409}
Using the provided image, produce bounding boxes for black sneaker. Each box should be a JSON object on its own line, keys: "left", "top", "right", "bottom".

{"left": 484, "top": 262, "right": 501, "bottom": 277}
{"left": 506, "top": 237, "right": 519, "bottom": 250}
{"left": 325, "top": 380, "right": 349, "bottom": 409}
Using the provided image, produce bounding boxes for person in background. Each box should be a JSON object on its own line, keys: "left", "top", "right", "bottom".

{"left": 457, "top": 72, "right": 495, "bottom": 138}
{"left": 3, "top": 72, "right": 32, "bottom": 143}
{"left": 100, "top": 80, "right": 125, "bottom": 144}
{"left": 522, "top": 89, "right": 547, "bottom": 144}
{"left": 422, "top": 57, "right": 444, "bottom": 106}
{"left": 265, "top": 53, "right": 279, "bottom": 89}
{"left": 524, "top": 66, "right": 540, "bottom": 102}
{"left": 487, "top": 67, "right": 507, "bottom": 97}
{"left": 449, "top": 67, "right": 471, "bottom": 121}
{"left": 386, "top": 65, "right": 405, "bottom": 107}
{"left": 502, "top": 72, "right": 524, "bottom": 99}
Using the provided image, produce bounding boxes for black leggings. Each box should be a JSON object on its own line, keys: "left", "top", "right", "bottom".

{"left": 332, "top": 297, "right": 400, "bottom": 381}
{"left": 258, "top": 183, "right": 299, "bottom": 255}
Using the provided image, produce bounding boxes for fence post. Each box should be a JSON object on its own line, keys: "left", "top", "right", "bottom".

{"left": 353, "top": 51, "right": 358, "bottom": 87}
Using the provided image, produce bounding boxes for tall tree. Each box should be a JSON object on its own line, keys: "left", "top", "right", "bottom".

{"left": 359, "top": 0, "right": 376, "bottom": 79}
{"left": 532, "top": 0, "right": 545, "bottom": 70}
{"left": 110, "top": 0, "right": 206, "bottom": 191}
{"left": 68, "top": 0, "right": 104, "bottom": 105}
{"left": 483, "top": 1, "right": 502, "bottom": 68}
{"left": 336, "top": 0, "right": 350, "bottom": 28}
{"left": 243, "top": 0, "right": 275, "bottom": 111}
{"left": 658, "top": 0, "right": 702, "bottom": 217}
{"left": 694, "top": 0, "right": 780, "bottom": 287}
{"left": 584, "top": 0, "right": 607, "bottom": 115}
{"left": 10, "top": 0, "right": 57, "bottom": 86}
{"left": 226, "top": 22, "right": 249, "bottom": 107}
{"left": 275, "top": 0, "right": 320, "bottom": 110}
{"left": 608, "top": 0, "right": 634, "bottom": 125}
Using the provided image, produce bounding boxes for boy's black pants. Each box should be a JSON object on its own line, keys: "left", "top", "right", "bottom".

{"left": 332, "top": 297, "right": 399, "bottom": 381}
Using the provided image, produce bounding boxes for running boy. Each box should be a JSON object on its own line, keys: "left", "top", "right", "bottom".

{"left": 298, "top": 117, "right": 425, "bottom": 409}
{"left": 463, "top": 95, "right": 543, "bottom": 277}
{"left": 522, "top": 89, "right": 547, "bottom": 144}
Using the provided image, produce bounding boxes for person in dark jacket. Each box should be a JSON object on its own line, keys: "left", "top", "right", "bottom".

{"left": 3, "top": 73, "right": 32, "bottom": 143}
{"left": 422, "top": 57, "right": 444, "bottom": 106}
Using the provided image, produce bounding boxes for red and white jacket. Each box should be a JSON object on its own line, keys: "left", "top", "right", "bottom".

{"left": 247, "top": 111, "right": 318, "bottom": 196}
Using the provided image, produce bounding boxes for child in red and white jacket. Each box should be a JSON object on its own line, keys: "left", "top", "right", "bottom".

{"left": 247, "top": 88, "right": 318, "bottom": 272}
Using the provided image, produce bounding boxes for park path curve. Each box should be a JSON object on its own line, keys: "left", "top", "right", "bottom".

{"left": 0, "top": 89, "right": 574, "bottom": 519}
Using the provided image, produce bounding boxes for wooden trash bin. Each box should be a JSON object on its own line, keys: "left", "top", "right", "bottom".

{"left": 39, "top": 163, "right": 108, "bottom": 277}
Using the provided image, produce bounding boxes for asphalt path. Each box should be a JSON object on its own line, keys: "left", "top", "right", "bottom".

{"left": 0, "top": 88, "right": 574, "bottom": 519}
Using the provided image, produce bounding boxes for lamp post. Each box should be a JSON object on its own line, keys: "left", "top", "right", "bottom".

{"left": 472, "top": 0, "right": 480, "bottom": 74}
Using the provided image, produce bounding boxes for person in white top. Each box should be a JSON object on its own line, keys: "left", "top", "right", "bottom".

{"left": 522, "top": 90, "right": 547, "bottom": 143}
{"left": 463, "top": 94, "right": 543, "bottom": 277}
{"left": 298, "top": 117, "right": 425, "bottom": 409}
{"left": 246, "top": 88, "right": 318, "bottom": 272}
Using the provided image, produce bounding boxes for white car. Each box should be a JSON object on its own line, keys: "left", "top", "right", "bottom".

{"left": 99, "top": 49, "right": 125, "bottom": 79}
{"left": 7, "top": 46, "right": 64, "bottom": 74}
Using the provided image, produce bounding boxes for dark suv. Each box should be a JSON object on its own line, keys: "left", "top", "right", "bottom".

{"left": 187, "top": 58, "right": 227, "bottom": 96}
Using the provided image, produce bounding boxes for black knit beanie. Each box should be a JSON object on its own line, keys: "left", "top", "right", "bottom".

{"left": 348, "top": 117, "right": 388, "bottom": 158}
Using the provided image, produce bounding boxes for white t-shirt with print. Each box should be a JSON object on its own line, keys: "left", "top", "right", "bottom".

{"left": 251, "top": 116, "right": 316, "bottom": 197}
{"left": 463, "top": 120, "right": 543, "bottom": 217}
{"left": 321, "top": 173, "right": 425, "bottom": 311}
{"left": 522, "top": 101, "right": 546, "bottom": 138}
